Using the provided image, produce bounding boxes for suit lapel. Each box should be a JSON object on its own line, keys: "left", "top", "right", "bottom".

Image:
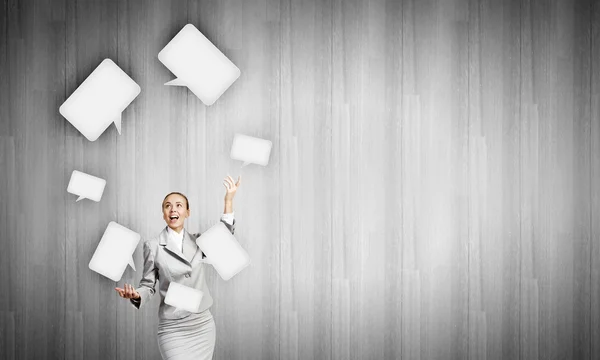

{"left": 183, "top": 230, "right": 202, "bottom": 264}
{"left": 159, "top": 227, "right": 191, "bottom": 265}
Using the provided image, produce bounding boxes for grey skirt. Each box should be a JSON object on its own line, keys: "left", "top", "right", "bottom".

{"left": 157, "top": 309, "right": 216, "bottom": 360}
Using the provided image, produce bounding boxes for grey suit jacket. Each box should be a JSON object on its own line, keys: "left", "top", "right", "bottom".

{"left": 130, "top": 218, "right": 235, "bottom": 319}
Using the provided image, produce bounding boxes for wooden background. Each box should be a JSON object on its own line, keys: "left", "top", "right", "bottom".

{"left": 0, "top": 0, "right": 599, "bottom": 359}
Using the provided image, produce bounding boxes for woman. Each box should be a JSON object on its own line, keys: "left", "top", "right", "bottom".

{"left": 115, "top": 175, "right": 242, "bottom": 360}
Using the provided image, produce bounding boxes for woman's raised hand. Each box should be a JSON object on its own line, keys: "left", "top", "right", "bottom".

{"left": 115, "top": 283, "right": 140, "bottom": 300}
{"left": 223, "top": 175, "right": 241, "bottom": 200}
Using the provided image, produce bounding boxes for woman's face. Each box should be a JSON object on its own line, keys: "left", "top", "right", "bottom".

{"left": 162, "top": 193, "right": 190, "bottom": 229}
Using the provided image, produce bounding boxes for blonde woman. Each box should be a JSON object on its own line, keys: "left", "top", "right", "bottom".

{"left": 115, "top": 175, "right": 241, "bottom": 359}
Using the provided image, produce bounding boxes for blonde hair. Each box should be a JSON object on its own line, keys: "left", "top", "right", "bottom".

{"left": 162, "top": 192, "right": 190, "bottom": 210}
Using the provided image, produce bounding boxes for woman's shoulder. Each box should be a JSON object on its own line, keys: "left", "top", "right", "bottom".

{"left": 141, "top": 237, "right": 159, "bottom": 252}
{"left": 140, "top": 228, "right": 166, "bottom": 250}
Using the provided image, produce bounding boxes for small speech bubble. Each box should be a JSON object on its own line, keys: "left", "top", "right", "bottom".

{"left": 164, "top": 282, "right": 204, "bottom": 313}
{"left": 59, "top": 59, "right": 141, "bottom": 141}
{"left": 196, "top": 221, "right": 250, "bottom": 281}
{"left": 67, "top": 170, "right": 106, "bottom": 202}
{"left": 88, "top": 221, "right": 140, "bottom": 282}
{"left": 230, "top": 133, "right": 272, "bottom": 168}
{"left": 158, "top": 24, "right": 240, "bottom": 106}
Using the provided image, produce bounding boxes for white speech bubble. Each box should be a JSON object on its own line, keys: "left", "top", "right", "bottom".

{"left": 230, "top": 133, "right": 272, "bottom": 168}
{"left": 67, "top": 170, "right": 106, "bottom": 202}
{"left": 158, "top": 24, "right": 240, "bottom": 106}
{"left": 196, "top": 221, "right": 250, "bottom": 281}
{"left": 164, "top": 282, "right": 204, "bottom": 313}
{"left": 88, "top": 221, "right": 140, "bottom": 282}
{"left": 59, "top": 59, "right": 141, "bottom": 141}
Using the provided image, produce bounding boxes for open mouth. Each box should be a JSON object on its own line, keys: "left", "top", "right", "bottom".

{"left": 169, "top": 214, "right": 179, "bottom": 222}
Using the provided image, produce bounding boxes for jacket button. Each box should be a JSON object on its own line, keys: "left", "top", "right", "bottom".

{"left": 185, "top": 273, "right": 190, "bottom": 278}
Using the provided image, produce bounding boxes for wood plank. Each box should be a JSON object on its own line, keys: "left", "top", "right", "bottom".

{"left": 332, "top": 278, "right": 350, "bottom": 359}
{"left": 6, "top": 0, "right": 33, "bottom": 357}
{"left": 382, "top": 0, "right": 402, "bottom": 358}
{"left": 523, "top": 0, "right": 588, "bottom": 358}
{"left": 4, "top": 0, "right": 68, "bottom": 358}
{"left": 410, "top": 0, "right": 470, "bottom": 358}
{"left": 591, "top": 1, "right": 600, "bottom": 358}
{"left": 401, "top": 270, "right": 421, "bottom": 359}
{"left": 469, "top": 0, "right": 522, "bottom": 359}
{"left": 571, "top": 0, "right": 593, "bottom": 359}
{"left": 64, "top": 0, "right": 120, "bottom": 359}
{"left": 331, "top": 0, "right": 393, "bottom": 358}
{"left": 0, "top": 0, "right": 7, "bottom": 135}
{"left": 519, "top": 0, "right": 540, "bottom": 358}
{"left": 279, "top": 0, "right": 332, "bottom": 358}
{"left": 0, "top": 137, "right": 16, "bottom": 360}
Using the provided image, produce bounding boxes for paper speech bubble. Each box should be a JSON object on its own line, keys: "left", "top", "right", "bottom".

{"left": 158, "top": 23, "right": 240, "bottom": 106}
{"left": 230, "top": 133, "right": 273, "bottom": 168}
{"left": 67, "top": 170, "right": 106, "bottom": 202}
{"left": 164, "top": 282, "right": 204, "bottom": 313}
{"left": 88, "top": 221, "right": 140, "bottom": 282}
{"left": 59, "top": 58, "right": 141, "bottom": 141}
{"left": 196, "top": 221, "right": 250, "bottom": 281}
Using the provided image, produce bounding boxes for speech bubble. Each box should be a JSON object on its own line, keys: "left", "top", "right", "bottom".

{"left": 196, "top": 221, "right": 250, "bottom": 281}
{"left": 164, "top": 282, "right": 204, "bottom": 313}
{"left": 59, "top": 59, "right": 141, "bottom": 141}
{"left": 230, "top": 133, "right": 272, "bottom": 168}
{"left": 88, "top": 221, "right": 140, "bottom": 282}
{"left": 67, "top": 170, "right": 106, "bottom": 202}
{"left": 158, "top": 23, "right": 240, "bottom": 106}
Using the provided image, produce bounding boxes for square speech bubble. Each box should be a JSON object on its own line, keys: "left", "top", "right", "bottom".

{"left": 230, "top": 133, "right": 273, "bottom": 167}
{"left": 164, "top": 282, "right": 204, "bottom": 313}
{"left": 196, "top": 221, "right": 250, "bottom": 281}
{"left": 59, "top": 59, "right": 141, "bottom": 141}
{"left": 67, "top": 170, "right": 106, "bottom": 202}
{"left": 88, "top": 221, "right": 140, "bottom": 282}
{"left": 158, "top": 24, "right": 240, "bottom": 106}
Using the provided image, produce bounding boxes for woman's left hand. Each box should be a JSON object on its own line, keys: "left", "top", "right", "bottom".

{"left": 223, "top": 175, "right": 241, "bottom": 200}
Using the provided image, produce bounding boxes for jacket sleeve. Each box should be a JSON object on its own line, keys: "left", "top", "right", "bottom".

{"left": 130, "top": 240, "right": 158, "bottom": 309}
{"left": 220, "top": 217, "right": 236, "bottom": 235}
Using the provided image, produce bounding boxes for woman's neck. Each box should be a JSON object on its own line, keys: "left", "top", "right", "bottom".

{"left": 168, "top": 225, "right": 184, "bottom": 234}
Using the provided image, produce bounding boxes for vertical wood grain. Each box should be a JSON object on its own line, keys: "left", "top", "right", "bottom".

{"left": 591, "top": 0, "right": 600, "bottom": 358}
{"left": 4, "top": 0, "right": 68, "bottom": 358}
{"left": 280, "top": 0, "right": 332, "bottom": 359}
{"left": 519, "top": 0, "right": 540, "bottom": 358}
{"left": 523, "top": 0, "right": 591, "bottom": 358}
{"left": 331, "top": 0, "right": 392, "bottom": 358}
{"left": 400, "top": 0, "right": 421, "bottom": 356}
{"left": 469, "top": 0, "right": 522, "bottom": 359}
{"left": 412, "top": 0, "right": 470, "bottom": 358}
{"left": 571, "top": 0, "right": 592, "bottom": 359}
{"left": 383, "top": 0, "right": 402, "bottom": 359}
{"left": 0, "top": 0, "right": 7, "bottom": 136}
{"left": 0, "top": 136, "right": 16, "bottom": 360}
{"left": 65, "top": 0, "right": 119, "bottom": 359}
{"left": 5, "top": 0, "right": 30, "bottom": 353}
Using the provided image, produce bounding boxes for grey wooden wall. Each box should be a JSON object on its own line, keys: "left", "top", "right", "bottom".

{"left": 0, "top": 0, "right": 599, "bottom": 359}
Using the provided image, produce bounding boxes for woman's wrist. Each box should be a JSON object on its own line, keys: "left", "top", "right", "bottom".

{"left": 224, "top": 199, "right": 233, "bottom": 214}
